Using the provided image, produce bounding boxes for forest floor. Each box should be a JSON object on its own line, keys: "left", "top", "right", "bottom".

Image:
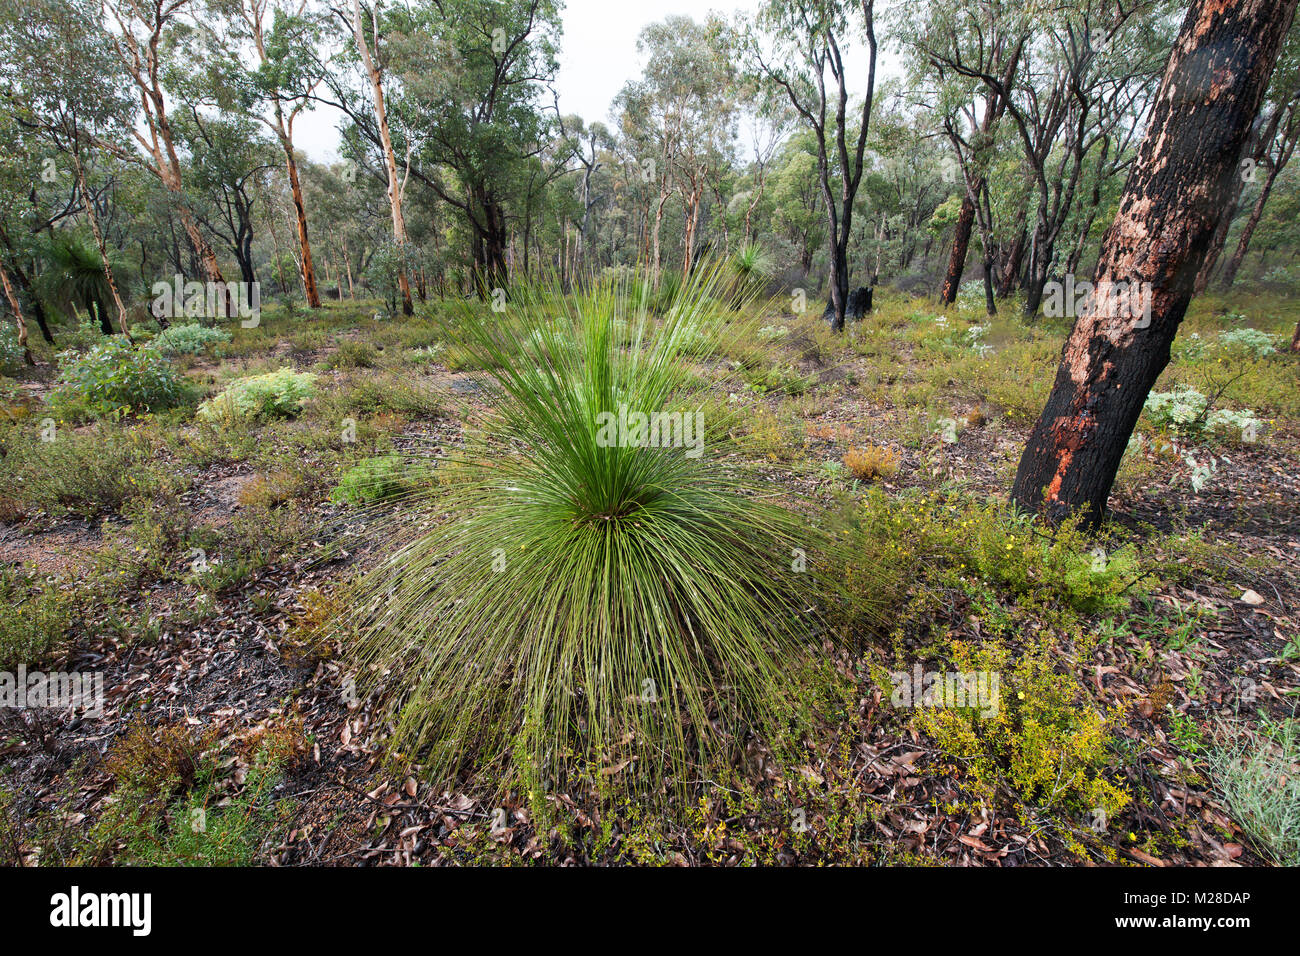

{"left": 1, "top": 287, "right": 1297, "bottom": 866}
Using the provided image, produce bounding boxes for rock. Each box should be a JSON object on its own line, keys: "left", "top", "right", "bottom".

{"left": 1239, "top": 589, "right": 1265, "bottom": 606}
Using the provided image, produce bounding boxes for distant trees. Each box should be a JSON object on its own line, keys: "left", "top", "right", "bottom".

{"left": 744, "top": 0, "right": 879, "bottom": 332}
{"left": 2, "top": 0, "right": 138, "bottom": 338}
{"left": 206, "top": 0, "right": 330, "bottom": 308}
{"left": 103, "top": 0, "right": 230, "bottom": 312}
{"left": 1012, "top": 0, "right": 1300, "bottom": 525}
{"left": 1, "top": 0, "right": 1299, "bottom": 346}
{"left": 617, "top": 15, "right": 738, "bottom": 281}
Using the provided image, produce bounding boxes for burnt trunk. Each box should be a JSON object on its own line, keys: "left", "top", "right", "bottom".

{"left": 940, "top": 190, "right": 977, "bottom": 304}
{"left": 997, "top": 228, "right": 1026, "bottom": 298}
{"left": 1011, "top": 0, "right": 1300, "bottom": 526}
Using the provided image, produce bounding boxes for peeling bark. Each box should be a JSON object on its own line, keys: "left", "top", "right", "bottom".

{"left": 1011, "top": 0, "right": 1300, "bottom": 526}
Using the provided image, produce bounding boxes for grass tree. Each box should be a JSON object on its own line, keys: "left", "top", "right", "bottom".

{"left": 341, "top": 268, "right": 841, "bottom": 798}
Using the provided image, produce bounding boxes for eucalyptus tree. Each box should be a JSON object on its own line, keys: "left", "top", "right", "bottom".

{"left": 556, "top": 115, "right": 611, "bottom": 275}
{"left": 917, "top": 0, "right": 1172, "bottom": 318}
{"left": 1012, "top": 0, "right": 1299, "bottom": 525}
{"left": 174, "top": 109, "right": 276, "bottom": 286}
{"left": 1196, "top": 18, "right": 1300, "bottom": 292}
{"left": 743, "top": 0, "right": 879, "bottom": 332}
{"left": 320, "top": 0, "right": 561, "bottom": 298}
{"left": 1, "top": 0, "right": 138, "bottom": 338}
{"left": 0, "top": 109, "right": 79, "bottom": 345}
{"left": 766, "top": 133, "right": 827, "bottom": 280}
{"left": 198, "top": 0, "right": 330, "bottom": 307}
{"left": 897, "top": 0, "right": 1026, "bottom": 309}
{"left": 617, "top": 15, "right": 739, "bottom": 280}
{"left": 102, "top": 0, "right": 232, "bottom": 312}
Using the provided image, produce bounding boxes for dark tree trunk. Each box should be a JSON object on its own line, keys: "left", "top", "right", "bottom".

{"left": 940, "top": 190, "right": 978, "bottom": 304}
{"left": 1011, "top": 0, "right": 1300, "bottom": 526}
{"left": 997, "top": 228, "right": 1026, "bottom": 298}
{"left": 95, "top": 298, "right": 112, "bottom": 336}
{"left": 1194, "top": 188, "right": 1240, "bottom": 292}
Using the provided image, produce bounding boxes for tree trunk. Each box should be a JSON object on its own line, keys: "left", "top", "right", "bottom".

{"left": 282, "top": 135, "right": 322, "bottom": 308}
{"left": 1194, "top": 188, "right": 1241, "bottom": 292}
{"left": 353, "top": 0, "right": 413, "bottom": 316}
{"left": 1011, "top": 0, "right": 1299, "bottom": 526}
{"left": 940, "top": 190, "right": 978, "bottom": 304}
{"left": 997, "top": 227, "right": 1026, "bottom": 298}
{"left": 0, "top": 259, "right": 34, "bottom": 365}
{"left": 1220, "top": 134, "right": 1297, "bottom": 289}
{"left": 72, "top": 151, "right": 132, "bottom": 342}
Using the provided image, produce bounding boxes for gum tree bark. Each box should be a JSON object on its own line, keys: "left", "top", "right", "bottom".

{"left": 1011, "top": 0, "right": 1300, "bottom": 526}
{"left": 235, "top": 0, "right": 324, "bottom": 308}
{"left": 0, "top": 259, "right": 34, "bottom": 365}
{"left": 351, "top": 0, "right": 414, "bottom": 315}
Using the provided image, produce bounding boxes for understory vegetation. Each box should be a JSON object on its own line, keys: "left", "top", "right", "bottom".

{"left": 1, "top": 278, "right": 1296, "bottom": 867}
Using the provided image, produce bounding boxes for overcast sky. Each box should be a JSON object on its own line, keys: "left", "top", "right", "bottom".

{"left": 292, "top": 0, "right": 765, "bottom": 163}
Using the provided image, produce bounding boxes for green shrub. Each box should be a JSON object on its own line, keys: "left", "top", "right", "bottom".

{"left": 1209, "top": 715, "right": 1300, "bottom": 866}
{"left": 330, "top": 455, "right": 423, "bottom": 505}
{"left": 0, "top": 326, "right": 25, "bottom": 375}
{"left": 152, "top": 323, "right": 232, "bottom": 356}
{"left": 196, "top": 368, "right": 316, "bottom": 422}
{"left": 49, "top": 339, "right": 186, "bottom": 418}
{"left": 0, "top": 425, "right": 162, "bottom": 519}
{"left": 330, "top": 340, "right": 378, "bottom": 369}
{"left": 124, "top": 748, "right": 291, "bottom": 866}
{"left": 0, "top": 567, "right": 75, "bottom": 669}
{"left": 1217, "top": 327, "right": 1280, "bottom": 359}
{"left": 342, "top": 266, "right": 830, "bottom": 798}
{"left": 1143, "top": 386, "right": 1263, "bottom": 440}
{"left": 55, "top": 319, "right": 107, "bottom": 351}
{"left": 913, "top": 637, "right": 1130, "bottom": 823}
{"left": 850, "top": 489, "right": 1142, "bottom": 616}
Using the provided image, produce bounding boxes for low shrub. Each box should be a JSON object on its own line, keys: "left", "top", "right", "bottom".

{"left": 196, "top": 368, "right": 316, "bottom": 422}
{"left": 0, "top": 325, "right": 25, "bottom": 375}
{"left": 152, "top": 323, "right": 232, "bottom": 356}
{"left": 48, "top": 339, "right": 187, "bottom": 418}
{"left": 911, "top": 637, "right": 1131, "bottom": 823}
{"left": 1209, "top": 715, "right": 1300, "bottom": 866}
{"left": 0, "top": 567, "right": 76, "bottom": 670}
{"left": 0, "top": 424, "right": 163, "bottom": 519}
{"left": 842, "top": 444, "right": 899, "bottom": 481}
{"left": 330, "top": 455, "right": 423, "bottom": 505}
{"left": 1143, "top": 386, "right": 1263, "bottom": 441}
